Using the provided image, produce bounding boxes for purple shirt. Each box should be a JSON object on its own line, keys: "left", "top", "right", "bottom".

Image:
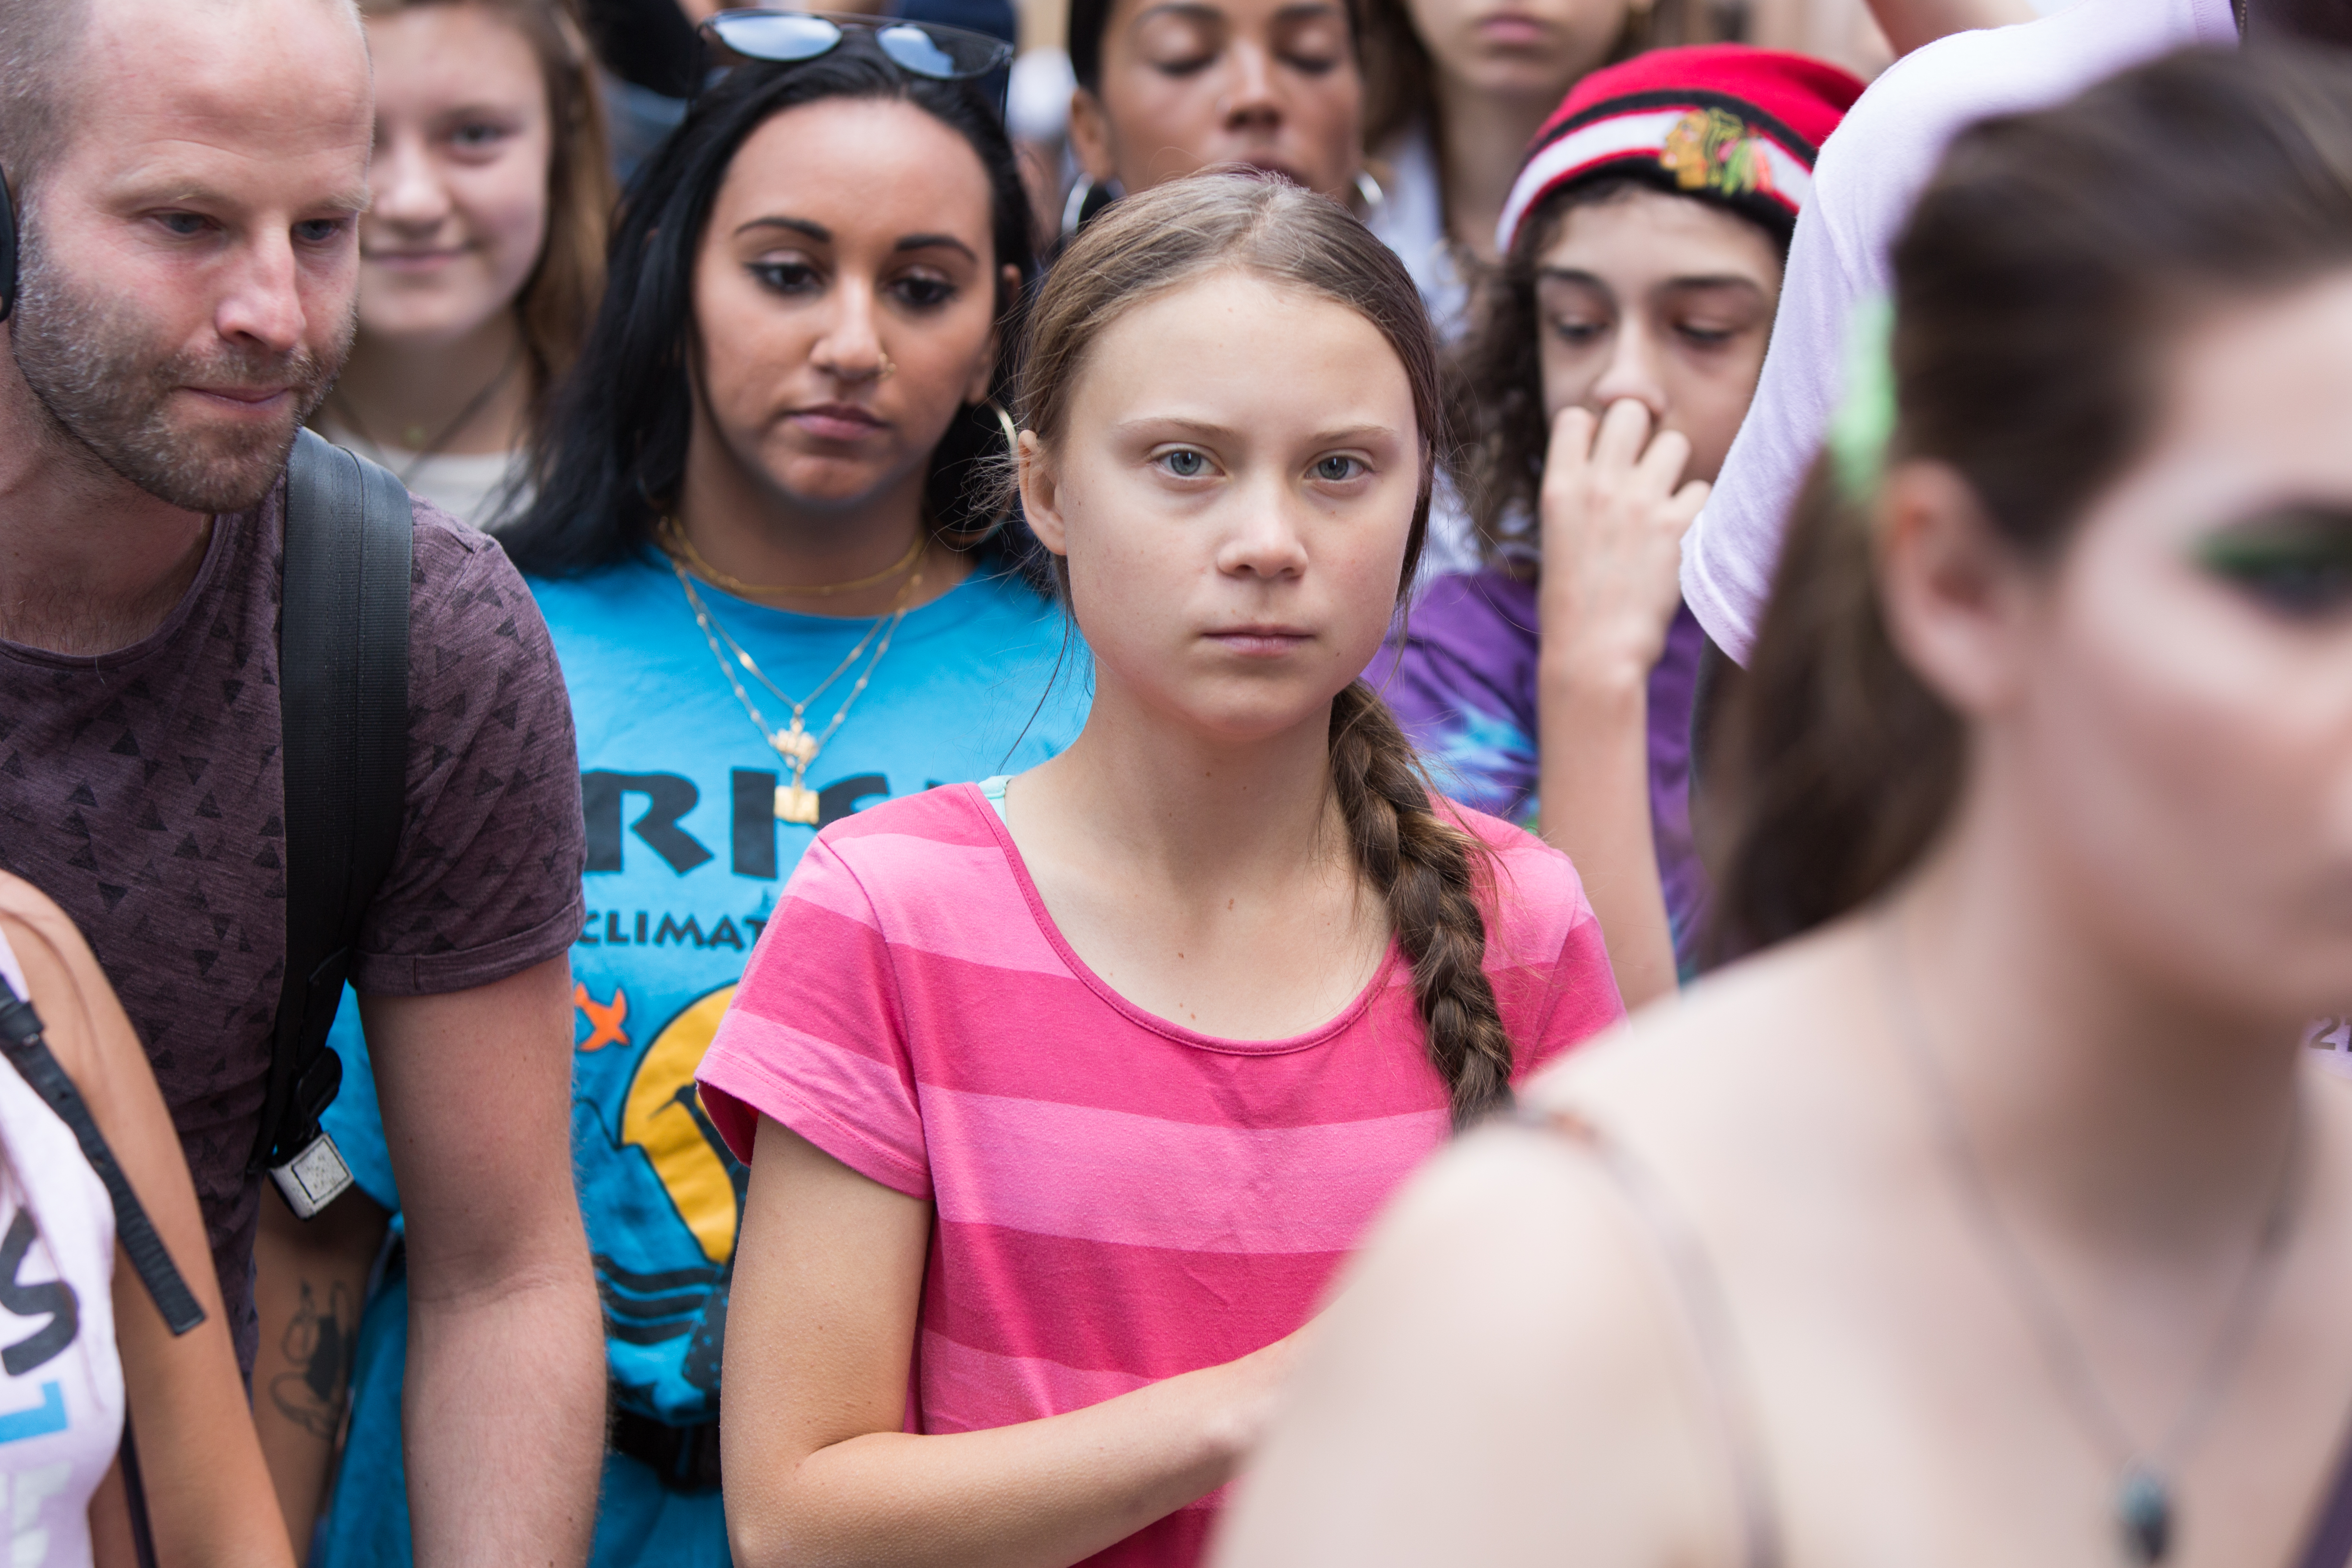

{"left": 0, "top": 480, "right": 585, "bottom": 1369}
{"left": 1371, "top": 570, "right": 1709, "bottom": 973}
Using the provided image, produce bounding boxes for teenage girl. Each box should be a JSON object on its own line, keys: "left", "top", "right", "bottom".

{"left": 1220, "top": 48, "right": 2352, "bottom": 1566}
{"left": 1379, "top": 46, "right": 1861, "bottom": 1003}
{"left": 314, "top": 0, "right": 612, "bottom": 529}
{"left": 255, "top": 24, "right": 1086, "bottom": 1568}
{"left": 0, "top": 874, "right": 292, "bottom": 1568}
{"left": 695, "top": 172, "right": 1625, "bottom": 1568}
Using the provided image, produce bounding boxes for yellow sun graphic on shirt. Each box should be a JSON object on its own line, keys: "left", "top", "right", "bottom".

{"left": 618, "top": 984, "right": 741, "bottom": 1266}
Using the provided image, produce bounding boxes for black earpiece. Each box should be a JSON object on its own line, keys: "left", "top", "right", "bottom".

{"left": 0, "top": 161, "right": 15, "bottom": 323}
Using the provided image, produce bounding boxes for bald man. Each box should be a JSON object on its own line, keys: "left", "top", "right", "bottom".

{"left": 0, "top": 0, "right": 603, "bottom": 1560}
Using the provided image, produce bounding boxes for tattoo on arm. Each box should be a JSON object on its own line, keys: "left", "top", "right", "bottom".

{"left": 270, "top": 1279, "right": 358, "bottom": 1440}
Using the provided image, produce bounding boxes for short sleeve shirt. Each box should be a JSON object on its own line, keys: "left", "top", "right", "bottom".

{"left": 696, "top": 785, "right": 1623, "bottom": 1567}
{"left": 0, "top": 479, "right": 586, "bottom": 1368}
{"left": 1677, "top": 0, "right": 2236, "bottom": 660}
{"left": 1376, "top": 571, "right": 1711, "bottom": 973}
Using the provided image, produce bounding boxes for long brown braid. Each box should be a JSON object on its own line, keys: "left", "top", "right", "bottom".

{"left": 1014, "top": 174, "right": 1514, "bottom": 1128}
{"left": 1329, "top": 682, "right": 1514, "bottom": 1127}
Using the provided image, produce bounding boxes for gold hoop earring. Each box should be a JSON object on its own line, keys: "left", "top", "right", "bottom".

{"left": 941, "top": 399, "right": 1024, "bottom": 549}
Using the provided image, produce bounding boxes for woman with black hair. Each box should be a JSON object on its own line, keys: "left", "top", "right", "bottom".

{"left": 266, "top": 29, "right": 1089, "bottom": 1568}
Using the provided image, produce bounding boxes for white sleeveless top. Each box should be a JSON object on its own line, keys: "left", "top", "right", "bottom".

{"left": 0, "top": 930, "right": 124, "bottom": 1568}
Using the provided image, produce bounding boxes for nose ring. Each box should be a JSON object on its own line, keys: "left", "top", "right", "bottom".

{"left": 876, "top": 352, "right": 897, "bottom": 381}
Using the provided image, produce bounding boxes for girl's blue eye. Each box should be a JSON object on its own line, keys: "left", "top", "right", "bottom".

{"left": 1162, "top": 449, "right": 1207, "bottom": 478}
{"left": 1315, "top": 455, "right": 1363, "bottom": 482}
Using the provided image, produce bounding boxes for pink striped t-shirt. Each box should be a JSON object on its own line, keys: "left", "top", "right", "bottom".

{"left": 696, "top": 783, "right": 1623, "bottom": 1567}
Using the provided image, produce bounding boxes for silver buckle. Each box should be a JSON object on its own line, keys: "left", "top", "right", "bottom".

{"left": 269, "top": 1131, "right": 355, "bottom": 1219}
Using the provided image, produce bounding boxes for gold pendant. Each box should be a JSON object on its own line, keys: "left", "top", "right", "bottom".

{"left": 774, "top": 784, "right": 820, "bottom": 825}
{"left": 773, "top": 722, "right": 818, "bottom": 765}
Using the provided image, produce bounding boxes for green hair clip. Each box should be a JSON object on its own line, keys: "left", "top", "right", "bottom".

{"left": 1827, "top": 296, "right": 1897, "bottom": 507}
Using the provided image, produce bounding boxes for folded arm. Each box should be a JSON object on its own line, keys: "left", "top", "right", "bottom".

{"left": 723, "top": 1117, "right": 1308, "bottom": 1568}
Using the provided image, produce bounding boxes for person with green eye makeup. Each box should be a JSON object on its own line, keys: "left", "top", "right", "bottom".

{"left": 1377, "top": 47, "right": 1860, "bottom": 1008}
{"left": 1218, "top": 47, "right": 2352, "bottom": 1568}
{"left": 315, "top": 0, "right": 615, "bottom": 530}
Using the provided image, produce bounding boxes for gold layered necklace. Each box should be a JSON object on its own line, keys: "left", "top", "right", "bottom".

{"left": 669, "top": 551, "right": 922, "bottom": 825}
{"left": 659, "top": 515, "right": 924, "bottom": 600}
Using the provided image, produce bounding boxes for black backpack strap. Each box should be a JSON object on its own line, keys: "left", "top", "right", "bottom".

{"left": 0, "top": 979, "right": 205, "bottom": 1334}
{"left": 249, "top": 430, "right": 413, "bottom": 1180}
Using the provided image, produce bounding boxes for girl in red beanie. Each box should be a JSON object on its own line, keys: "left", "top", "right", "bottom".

{"left": 1373, "top": 45, "right": 1860, "bottom": 1005}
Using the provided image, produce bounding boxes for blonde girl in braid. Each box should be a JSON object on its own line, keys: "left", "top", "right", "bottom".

{"left": 697, "top": 170, "right": 1624, "bottom": 1568}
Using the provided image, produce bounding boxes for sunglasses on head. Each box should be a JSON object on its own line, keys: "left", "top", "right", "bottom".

{"left": 697, "top": 10, "right": 1015, "bottom": 86}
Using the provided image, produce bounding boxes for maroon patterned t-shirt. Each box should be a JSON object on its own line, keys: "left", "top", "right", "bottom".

{"left": 0, "top": 479, "right": 586, "bottom": 1369}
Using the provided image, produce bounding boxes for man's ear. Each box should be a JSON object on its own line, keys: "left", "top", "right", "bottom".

{"left": 1066, "top": 87, "right": 1118, "bottom": 186}
{"left": 1018, "top": 430, "right": 1070, "bottom": 558}
{"left": 965, "top": 264, "right": 1024, "bottom": 406}
{"left": 1876, "top": 458, "right": 2042, "bottom": 720}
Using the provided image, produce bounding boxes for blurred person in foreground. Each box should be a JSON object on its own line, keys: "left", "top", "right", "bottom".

{"left": 1220, "top": 47, "right": 2352, "bottom": 1568}
{"left": 0, "top": 0, "right": 603, "bottom": 1560}
{"left": 0, "top": 872, "right": 294, "bottom": 1566}
{"left": 1681, "top": 0, "right": 2352, "bottom": 667}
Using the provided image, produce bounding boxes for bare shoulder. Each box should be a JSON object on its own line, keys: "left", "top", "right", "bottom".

{"left": 0, "top": 870, "right": 157, "bottom": 1128}
{"left": 1525, "top": 922, "right": 1875, "bottom": 1149}
{"left": 1220, "top": 1110, "right": 1747, "bottom": 1567}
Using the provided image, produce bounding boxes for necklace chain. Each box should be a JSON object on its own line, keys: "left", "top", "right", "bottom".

{"left": 327, "top": 342, "right": 524, "bottom": 488}
{"left": 1878, "top": 917, "right": 2303, "bottom": 1565}
{"left": 660, "top": 516, "right": 925, "bottom": 600}
{"left": 670, "top": 555, "right": 919, "bottom": 824}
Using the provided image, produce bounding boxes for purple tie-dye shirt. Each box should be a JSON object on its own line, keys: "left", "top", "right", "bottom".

{"left": 1371, "top": 570, "right": 1711, "bottom": 975}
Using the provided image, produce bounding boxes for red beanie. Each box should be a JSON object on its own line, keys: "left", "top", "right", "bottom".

{"left": 1495, "top": 44, "right": 1865, "bottom": 254}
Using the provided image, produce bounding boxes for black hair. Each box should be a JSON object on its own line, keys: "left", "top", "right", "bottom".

{"left": 502, "top": 36, "right": 1037, "bottom": 578}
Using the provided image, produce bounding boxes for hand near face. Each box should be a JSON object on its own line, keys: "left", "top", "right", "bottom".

{"left": 1536, "top": 397, "right": 1707, "bottom": 682}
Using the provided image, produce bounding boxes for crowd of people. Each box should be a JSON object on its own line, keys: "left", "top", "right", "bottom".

{"left": 0, "top": 0, "right": 2349, "bottom": 1564}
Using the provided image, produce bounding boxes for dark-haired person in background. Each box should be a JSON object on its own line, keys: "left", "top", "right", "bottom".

{"left": 1682, "top": 0, "right": 2352, "bottom": 668}
{"left": 1061, "top": 0, "right": 1369, "bottom": 233}
{"left": 1221, "top": 45, "right": 2352, "bottom": 1567}
{"left": 269, "top": 24, "right": 1088, "bottom": 1568}
{"left": 0, "top": 0, "right": 603, "bottom": 1559}
{"left": 1376, "top": 48, "right": 1860, "bottom": 1005}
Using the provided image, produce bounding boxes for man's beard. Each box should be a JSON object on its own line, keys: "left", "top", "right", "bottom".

{"left": 9, "top": 227, "right": 351, "bottom": 516}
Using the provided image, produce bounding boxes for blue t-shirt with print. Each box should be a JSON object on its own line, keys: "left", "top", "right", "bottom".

{"left": 314, "top": 550, "right": 1089, "bottom": 1568}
